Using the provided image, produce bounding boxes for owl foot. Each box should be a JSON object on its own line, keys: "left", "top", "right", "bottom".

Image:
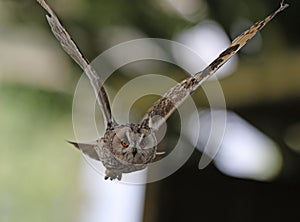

{"left": 104, "top": 170, "right": 122, "bottom": 181}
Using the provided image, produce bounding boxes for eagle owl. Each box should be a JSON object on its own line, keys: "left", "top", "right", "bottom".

{"left": 37, "top": 0, "right": 288, "bottom": 180}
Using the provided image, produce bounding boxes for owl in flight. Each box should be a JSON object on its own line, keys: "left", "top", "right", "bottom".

{"left": 37, "top": 0, "right": 288, "bottom": 180}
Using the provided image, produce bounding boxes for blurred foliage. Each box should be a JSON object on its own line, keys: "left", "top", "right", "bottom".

{"left": 0, "top": 84, "right": 79, "bottom": 222}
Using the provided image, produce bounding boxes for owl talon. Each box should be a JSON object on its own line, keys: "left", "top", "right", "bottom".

{"left": 104, "top": 169, "right": 122, "bottom": 181}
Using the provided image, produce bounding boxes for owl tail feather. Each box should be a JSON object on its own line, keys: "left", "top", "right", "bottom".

{"left": 67, "top": 140, "right": 100, "bottom": 160}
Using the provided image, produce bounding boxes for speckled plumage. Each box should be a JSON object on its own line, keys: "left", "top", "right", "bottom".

{"left": 37, "top": 0, "right": 288, "bottom": 180}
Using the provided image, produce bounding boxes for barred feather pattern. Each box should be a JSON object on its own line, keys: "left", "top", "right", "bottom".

{"left": 141, "top": 1, "right": 289, "bottom": 130}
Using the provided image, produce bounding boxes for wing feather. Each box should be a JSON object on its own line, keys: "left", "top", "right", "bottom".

{"left": 37, "top": 0, "right": 114, "bottom": 126}
{"left": 141, "top": 2, "right": 289, "bottom": 130}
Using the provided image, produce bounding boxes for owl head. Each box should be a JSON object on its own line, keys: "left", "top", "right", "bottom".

{"left": 106, "top": 124, "right": 157, "bottom": 165}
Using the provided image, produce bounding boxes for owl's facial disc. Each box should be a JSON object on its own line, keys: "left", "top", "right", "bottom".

{"left": 110, "top": 124, "right": 157, "bottom": 165}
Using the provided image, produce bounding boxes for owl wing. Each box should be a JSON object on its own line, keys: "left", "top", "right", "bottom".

{"left": 140, "top": 2, "right": 288, "bottom": 130}
{"left": 37, "top": 0, "right": 114, "bottom": 127}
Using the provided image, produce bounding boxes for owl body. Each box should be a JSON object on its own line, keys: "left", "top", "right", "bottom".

{"left": 95, "top": 124, "right": 157, "bottom": 180}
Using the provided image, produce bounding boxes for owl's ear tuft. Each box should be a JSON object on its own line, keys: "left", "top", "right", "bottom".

{"left": 67, "top": 140, "right": 100, "bottom": 160}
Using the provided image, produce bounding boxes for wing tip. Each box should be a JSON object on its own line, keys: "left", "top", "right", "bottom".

{"left": 280, "top": 1, "right": 289, "bottom": 11}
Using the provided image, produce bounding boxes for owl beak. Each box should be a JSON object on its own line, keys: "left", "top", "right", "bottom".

{"left": 132, "top": 147, "right": 138, "bottom": 157}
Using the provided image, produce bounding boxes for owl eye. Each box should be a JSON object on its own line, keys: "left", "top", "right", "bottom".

{"left": 121, "top": 140, "right": 129, "bottom": 148}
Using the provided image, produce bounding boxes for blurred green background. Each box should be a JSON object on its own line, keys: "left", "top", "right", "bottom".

{"left": 0, "top": 0, "right": 299, "bottom": 222}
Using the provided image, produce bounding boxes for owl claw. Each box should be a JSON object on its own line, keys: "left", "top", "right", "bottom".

{"left": 104, "top": 170, "right": 122, "bottom": 181}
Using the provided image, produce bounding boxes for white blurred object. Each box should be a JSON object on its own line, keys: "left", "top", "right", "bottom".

{"left": 160, "top": 0, "right": 207, "bottom": 22}
{"left": 174, "top": 20, "right": 238, "bottom": 79}
{"left": 187, "top": 110, "right": 282, "bottom": 181}
{"left": 79, "top": 162, "right": 146, "bottom": 222}
{"left": 165, "top": 0, "right": 201, "bottom": 16}
{"left": 215, "top": 112, "right": 282, "bottom": 181}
